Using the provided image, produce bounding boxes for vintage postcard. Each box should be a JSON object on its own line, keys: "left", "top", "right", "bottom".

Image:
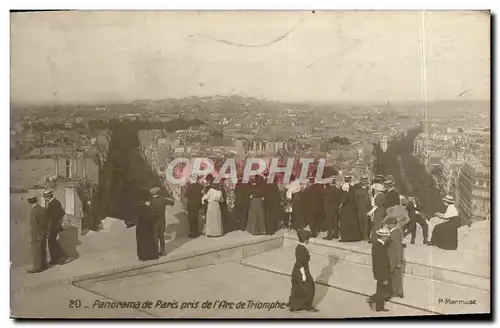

{"left": 10, "top": 10, "right": 490, "bottom": 318}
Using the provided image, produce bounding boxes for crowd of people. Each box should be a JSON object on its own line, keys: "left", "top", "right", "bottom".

{"left": 26, "top": 169, "right": 466, "bottom": 309}
{"left": 179, "top": 171, "right": 463, "bottom": 251}
{"left": 282, "top": 173, "right": 465, "bottom": 313}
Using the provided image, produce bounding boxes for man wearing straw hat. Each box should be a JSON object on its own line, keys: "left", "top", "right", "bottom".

{"left": 43, "top": 189, "right": 70, "bottom": 265}
{"left": 370, "top": 174, "right": 385, "bottom": 204}
{"left": 27, "top": 195, "right": 49, "bottom": 273}
{"left": 367, "top": 182, "right": 387, "bottom": 243}
{"left": 368, "top": 227, "right": 392, "bottom": 312}
{"left": 382, "top": 216, "right": 405, "bottom": 298}
{"left": 384, "top": 177, "right": 400, "bottom": 208}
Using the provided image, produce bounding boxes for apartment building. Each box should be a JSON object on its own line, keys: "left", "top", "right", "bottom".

{"left": 458, "top": 161, "right": 491, "bottom": 222}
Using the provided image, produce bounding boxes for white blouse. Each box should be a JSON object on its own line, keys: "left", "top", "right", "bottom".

{"left": 443, "top": 204, "right": 459, "bottom": 218}
{"left": 202, "top": 188, "right": 224, "bottom": 203}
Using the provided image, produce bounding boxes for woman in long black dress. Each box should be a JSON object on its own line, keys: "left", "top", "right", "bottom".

{"left": 429, "top": 195, "right": 461, "bottom": 250}
{"left": 287, "top": 230, "right": 318, "bottom": 312}
{"left": 264, "top": 176, "right": 283, "bottom": 235}
{"left": 234, "top": 178, "right": 250, "bottom": 231}
{"left": 136, "top": 192, "right": 158, "bottom": 261}
{"left": 246, "top": 175, "right": 267, "bottom": 235}
{"left": 339, "top": 183, "right": 363, "bottom": 242}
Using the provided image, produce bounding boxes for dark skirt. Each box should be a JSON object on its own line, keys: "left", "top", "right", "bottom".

{"left": 234, "top": 205, "right": 249, "bottom": 231}
{"left": 431, "top": 216, "right": 460, "bottom": 250}
{"left": 340, "top": 203, "right": 362, "bottom": 242}
{"left": 291, "top": 193, "right": 306, "bottom": 231}
{"left": 220, "top": 201, "right": 231, "bottom": 234}
{"left": 247, "top": 198, "right": 266, "bottom": 235}
{"left": 136, "top": 220, "right": 158, "bottom": 261}
{"left": 288, "top": 264, "right": 315, "bottom": 311}
{"left": 265, "top": 205, "right": 282, "bottom": 235}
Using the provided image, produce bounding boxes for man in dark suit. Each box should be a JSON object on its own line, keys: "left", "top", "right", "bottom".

{"left": 354, "top": 176, "right": 372, "bottom": 240}
{"left": 185, "top": 178, "right": 204, "bottom": 238}
{"left": 43, "top": 189, "right": 69, "bottom": 265}
{"left": 369, "top": 227, "right": 392, "bottom": 312}
{"left": 149, "top": 187, "right": 174, "bottom": 256}
{"left": 304, "top": 177, "right": 324, "bottom": 238}
{"left": 404, "top": 196, "right": 429, "bottom": 244}
{"left": 28, "top": 196, "right": 49, "bottom": 273}
{"left": 323, "top": 179, "right": 342, "bottom": 240}
{"left": 384, "top": 177, "right": 400, "bottom": 208}
{"left": 234, "top": 175, "right": 251, "bottom": 231}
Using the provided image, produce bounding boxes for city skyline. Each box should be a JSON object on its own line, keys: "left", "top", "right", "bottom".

{"left": 11, "top": 11, "right": 490, "bottom": 105}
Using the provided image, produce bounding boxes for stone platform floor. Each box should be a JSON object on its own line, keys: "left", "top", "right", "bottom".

{"left": 12, "top": 262, "right": 429, "bottom": 318}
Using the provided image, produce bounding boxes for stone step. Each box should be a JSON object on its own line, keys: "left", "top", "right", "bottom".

{"left": 282, "top": 231, "right": 489, "bottom": 291}
{"left": 242, "top": 249, "right": 489, "bottom": 315}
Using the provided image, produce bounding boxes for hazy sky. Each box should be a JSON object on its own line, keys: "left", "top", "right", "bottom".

{"left": 10, "top": 11, "right": 490, "bottom": 104}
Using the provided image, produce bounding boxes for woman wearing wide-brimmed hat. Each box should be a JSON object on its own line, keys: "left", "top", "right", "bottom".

{"left": 428, "top": 195, "right": 461, "bottom": 250}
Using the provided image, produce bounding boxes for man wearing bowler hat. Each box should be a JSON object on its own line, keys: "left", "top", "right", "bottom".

{"left": 149, "top": 186, "right": 174, "bottom": 256}
{"left": 43, "top": 189, "right": 70, "bottom": 265}
{"left": 27, "top": 195, "right": 50, "bottom": 273}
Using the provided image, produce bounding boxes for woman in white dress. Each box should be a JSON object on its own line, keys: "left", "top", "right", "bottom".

{"left": 202, "top": 183, "right": 224, "bottom": 237}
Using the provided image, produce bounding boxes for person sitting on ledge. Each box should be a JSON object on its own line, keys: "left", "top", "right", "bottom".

{"left": 428, "top": 195, "right": 461, "bottom": 250}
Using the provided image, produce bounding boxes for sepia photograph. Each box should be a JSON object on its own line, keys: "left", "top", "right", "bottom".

{"left": 9, "top": 10, "right": 490, "bottom": 319}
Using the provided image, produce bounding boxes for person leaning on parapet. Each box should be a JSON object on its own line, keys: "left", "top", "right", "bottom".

{"left": 149, "top": 186, "right": 174, "bottom": 256}
{"left": 27, "top": 195, "right": 50, "bottom": 273}
{"left": 43, "top": 189, "right": 71, "bottom": 266}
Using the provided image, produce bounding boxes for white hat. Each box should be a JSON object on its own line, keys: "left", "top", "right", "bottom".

{"left": 442, "top": 195, "right": 455, "bottom": 204}
{"left": 376, "top": 227, "right": 391, "bottom": 237}
{"left": 372, "top": 183, "right": 386, "bottom": 192}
